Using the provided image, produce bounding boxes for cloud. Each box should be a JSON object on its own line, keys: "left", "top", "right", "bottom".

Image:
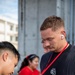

{"left": 0, "top": 0, "right": 18, "bottom": 19}
{"left": 4, "top": 12, "right": 18, "bottom": 19}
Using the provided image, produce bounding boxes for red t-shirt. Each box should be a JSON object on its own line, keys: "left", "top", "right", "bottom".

{"left": 19, "top": 66, "right": 40, "bottom": 75}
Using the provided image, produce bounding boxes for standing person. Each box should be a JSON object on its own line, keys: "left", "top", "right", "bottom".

{"left": 18, "top": 54, "right": 40, "bottom": 75}
{"left": 0, "top": 41, "right": 20, "bottom": 75}
{"left": 40, "top": 16, "right": 75, "bottom": 75}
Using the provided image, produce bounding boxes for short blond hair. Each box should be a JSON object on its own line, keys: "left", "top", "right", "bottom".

{"left": 40, "top": 16, "right": 64, "bottom": 31}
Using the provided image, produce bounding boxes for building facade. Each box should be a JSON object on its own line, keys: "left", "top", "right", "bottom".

{"left": 0, "top": 16, "right": 18, "bottom": 49}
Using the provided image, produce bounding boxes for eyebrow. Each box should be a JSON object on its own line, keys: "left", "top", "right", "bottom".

{"left": 42, "top": 37, "right": 54, "bottom": 40}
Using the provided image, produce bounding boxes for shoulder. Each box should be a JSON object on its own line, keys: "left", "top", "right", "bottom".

{"left": 65, "top": 44, "right": 75, "bottom": 63}
{"left": 68, "top": 44, "right": 75, "bottom": 54}
{"left": 70, "top": 45, "right": 75, "bottom": 51}
{"left": 19, "top": 66, "right": 31, "bottom": 75}
{"left": 33, "top": 69, "right": 40, "bottom": 75}
{"left": 64, "top": 45, "right": 75, "bottom": 74}
{"left": 21, "top": 66, "right": 29, "bottom": 71}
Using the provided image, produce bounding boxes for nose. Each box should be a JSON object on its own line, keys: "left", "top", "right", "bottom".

{"left": 42, "top": 40, "right": 50, "bottom": 53}
{"left": 43, "top": 40, "right": 50, "bottom": 47}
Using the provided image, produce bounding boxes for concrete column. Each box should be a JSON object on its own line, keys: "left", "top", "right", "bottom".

{"left": 56, "top": 0, "right": 61, "bottom": 17}
{"left": 18, "top": 0, "right": 26, "bottom": 68}
{"left": 18, "top": 0, "right": 26, "bottom": 56}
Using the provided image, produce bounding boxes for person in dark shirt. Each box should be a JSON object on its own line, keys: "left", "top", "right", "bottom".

{"left": 40, "top": 15, "right": 75, "bottom": 75}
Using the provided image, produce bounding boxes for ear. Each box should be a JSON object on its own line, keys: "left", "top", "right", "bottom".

{"left": 2, "top": 52, "right": 8, "bottom": 62}
{"left": 61, "top": 31, "right": 66, "bottom": 38}
{"left": 28, "top": 60, "right": 32, "bottom": 65}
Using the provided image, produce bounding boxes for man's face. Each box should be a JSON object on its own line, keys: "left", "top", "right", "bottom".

{"left": 41, "top": 28, "right": 62, "bottom": 53}
{"left": 2, "top": 52, "right": 18, "bottom": 75}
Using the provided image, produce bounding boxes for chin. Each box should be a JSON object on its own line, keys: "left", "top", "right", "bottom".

{"left": 50, "top": 49, "right": 55, "bottom": 52}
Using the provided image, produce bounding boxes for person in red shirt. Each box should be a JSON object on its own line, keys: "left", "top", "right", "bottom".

{"left": 18, "top": 54, "right": 40, "bottom": 75}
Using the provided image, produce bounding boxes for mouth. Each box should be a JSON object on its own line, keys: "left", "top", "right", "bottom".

{"left": 44, "top": 49, "right": 49, "bottom": 53}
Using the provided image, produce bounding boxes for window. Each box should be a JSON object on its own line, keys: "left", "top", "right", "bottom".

{"left": 16, "top": 27, "right": 18, "bottom": 31}
{"left": 10, "top": 25, "right": 13, "bottom": 31}
{"left": 10, "top": 36, "right": 13, "bottom": 41}
{"left": 15, "top": 36, "right": 18, "bottom": 41}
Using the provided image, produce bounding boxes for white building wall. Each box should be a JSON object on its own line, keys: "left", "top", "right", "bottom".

{"left": 0, "top": 16, "right": 18, "bottom": 49}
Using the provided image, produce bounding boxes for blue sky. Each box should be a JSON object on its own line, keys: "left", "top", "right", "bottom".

{"left": 0, "top": 0, "right": 18, "bottom": 20}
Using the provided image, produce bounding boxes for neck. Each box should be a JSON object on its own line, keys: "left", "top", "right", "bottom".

{"left": 27, "top": 66, "right": 34, "bottom": 72}
{"left": 55, "top": 41, "right": 69, "bottom": 52}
